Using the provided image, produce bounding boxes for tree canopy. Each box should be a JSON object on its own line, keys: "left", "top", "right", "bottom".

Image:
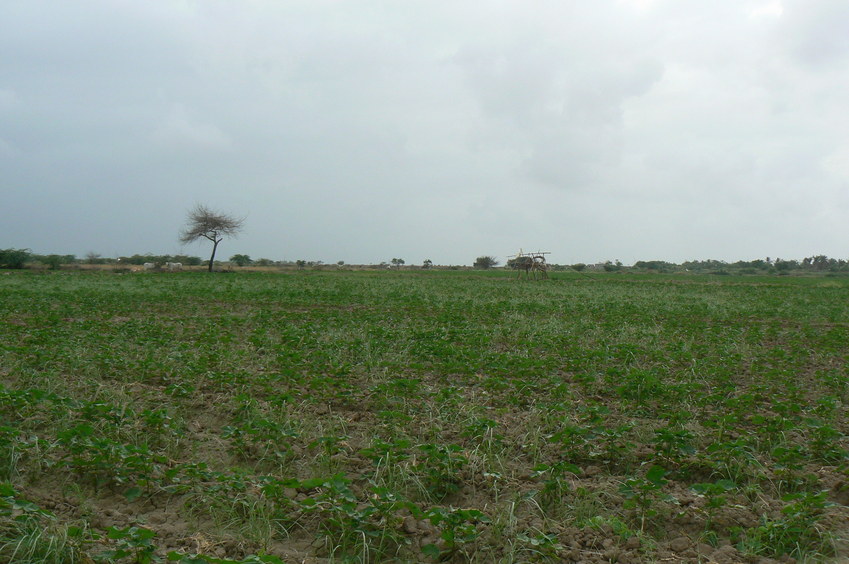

{"left": 179, "top": 204, "right": 245, "bottom": 272}
{"left": 474, "top": 256, "right": 499, "bottom": 269}
{"left": 230, "top": 254, "right": 253, "bottom": 267}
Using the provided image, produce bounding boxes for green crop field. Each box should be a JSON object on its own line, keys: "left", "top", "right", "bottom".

{"left": 1, "top": 269, "right": 848, "bottom": 563}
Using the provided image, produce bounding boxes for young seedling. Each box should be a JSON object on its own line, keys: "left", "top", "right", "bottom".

{"left": 421, "top": 506, "right": 490, "bottom": 561}
{"left": 97, "top": 526, "right": 158, "bottom": 564}
{"left": 691, "top": 479, "right": 736, "bottom": 534}
{"left": 620, "top": 465, "right": 672, "bottom": 533}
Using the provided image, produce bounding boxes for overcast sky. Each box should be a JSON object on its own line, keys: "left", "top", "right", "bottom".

{"left": 2, "top": 1, "right": 849, "bottom": 266}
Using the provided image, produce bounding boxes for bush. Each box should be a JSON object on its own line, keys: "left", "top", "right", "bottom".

{"left": 230, "top": 254, "right": 253, "bottom": 267}
{"left": 473, "top": 256, "right": 498, "bottom": 269}
{"left": 0, "top": 248, "right": 30, "bottom": 269}
{"left": 30, "top": 254, "right": 77, "bottom": 270}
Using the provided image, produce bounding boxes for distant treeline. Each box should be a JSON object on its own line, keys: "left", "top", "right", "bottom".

{"left": 0, "top": 250, "right": 344, "bottom": 270}
{"left": 0, "top": 250, "right": 205, "bottom": 270}
{"left": 2, "top": 248, "right": 849, "bottom": 275}
{"left": 515, "top": 256, "right": 849, "bottom": 275}
{"left": 578, "top": 256, "right": 849, "bottom": 275}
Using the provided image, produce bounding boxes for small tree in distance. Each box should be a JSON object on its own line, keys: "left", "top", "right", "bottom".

{"left": 179, "top": 204, "right": 245, "bottom": 272}
{"left": 0, "top": 248, "right": 31, "bottom": 269}
{"left": 230, "top": 254, "right": 252, "bottom": 267}
{"left": 474, "top": 256, "right": 499, "bottom": 269}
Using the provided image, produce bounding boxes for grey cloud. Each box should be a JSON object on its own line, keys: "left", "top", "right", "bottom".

{"left": 151, "top": 105, "right": 234, "bottom": 151}
{"left": 455, "top": 28, "right": 664, "bottom": 189}
{"left": 779, "top": 0, "right": 849, "bottom": 67}
{"left": 2, "top": 1, "right": 849, "bottom": 264}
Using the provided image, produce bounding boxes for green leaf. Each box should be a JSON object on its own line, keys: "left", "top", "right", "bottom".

{"left": 132, "top": 526, "right": 157, "bottom": 540}
{"left": 691, "top": 483, "right": 710, "bottom": 495}
{"left": 421, "top": 543, "right": 441, "bottom": 558}
{"left": 107, "top": 526, "right": 128, "bottom": 540}
{"left": 531, "top": 463, "right": 551, "bottom": 474}
{"left": 646, "top": 465, "right": 667, "bottom": 486}
{"left": 715, "top": 479, "right": 736, "bottom": 491}
{"left": 298, "top": 477, "right": 326, "bottom": 489}
{"left": 125, "top": 487, "right": 143, "bottom": 502}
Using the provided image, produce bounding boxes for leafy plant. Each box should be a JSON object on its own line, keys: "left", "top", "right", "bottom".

{"left": 421, "top": 506, "right": 490, "bottom": 560}
{"left": 96, "top": 526, "right": 159, "bottom": 563}
{"left": 531, "top": 461, "right": 580, "bottom": 515}
{"left": 414, "top": 444, "right": 467, "bottom": 501}
{"left": 300, "top": 475, "right": 411, "bottom": 561}
{"left": 515, "top": 531, "right": 564, "bottom": 560}
{"left": 57, "top": 426, "right": 165, "bottom": 490}
{"left": 653, "top": 426, "right": 695, "bottom": 464}
{"left": 736, "top": 490, "right": 835, "bottom": 559}
{"left": 620, "top": 465, "right": 673, "bottom": 532}
{"left": 0, "top": 484, "right": 95, "bottom": 563}
{"left": 691, "top": 479, "right": 736, "bottom": 532}
{"left": 805, "top": 419, "right": 849, "bottom": 463}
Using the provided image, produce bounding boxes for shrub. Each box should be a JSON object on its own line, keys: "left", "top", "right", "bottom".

{"left": 473, "top": 256, "right": 498, "bottom": 269}
{"left": 0, "top": 248, "right": 31, "bottom": 269}
{"left": 230, "top": 254, "right": 253, "bottom": 267}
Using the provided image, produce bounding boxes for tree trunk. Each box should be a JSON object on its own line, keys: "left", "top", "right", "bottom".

{"left": 208, "top": 239, "right": 220, "bottom": 272}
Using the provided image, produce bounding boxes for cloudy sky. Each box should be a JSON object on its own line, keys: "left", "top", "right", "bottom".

{"left": 2, "top": 1, "right": 849, "bottom": 266}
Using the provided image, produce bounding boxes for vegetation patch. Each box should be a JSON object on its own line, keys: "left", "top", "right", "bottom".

{"left": 1, "top": 269, "right": 848, "bottom": 562}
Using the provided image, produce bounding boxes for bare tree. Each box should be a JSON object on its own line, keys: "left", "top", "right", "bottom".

{"left": 179, "top": 204, "right": 245, "bottom": 272}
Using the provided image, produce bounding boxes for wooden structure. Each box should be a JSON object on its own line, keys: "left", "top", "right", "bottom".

{"left": 508, "top": 250, "right": 550, "bottom": 279}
